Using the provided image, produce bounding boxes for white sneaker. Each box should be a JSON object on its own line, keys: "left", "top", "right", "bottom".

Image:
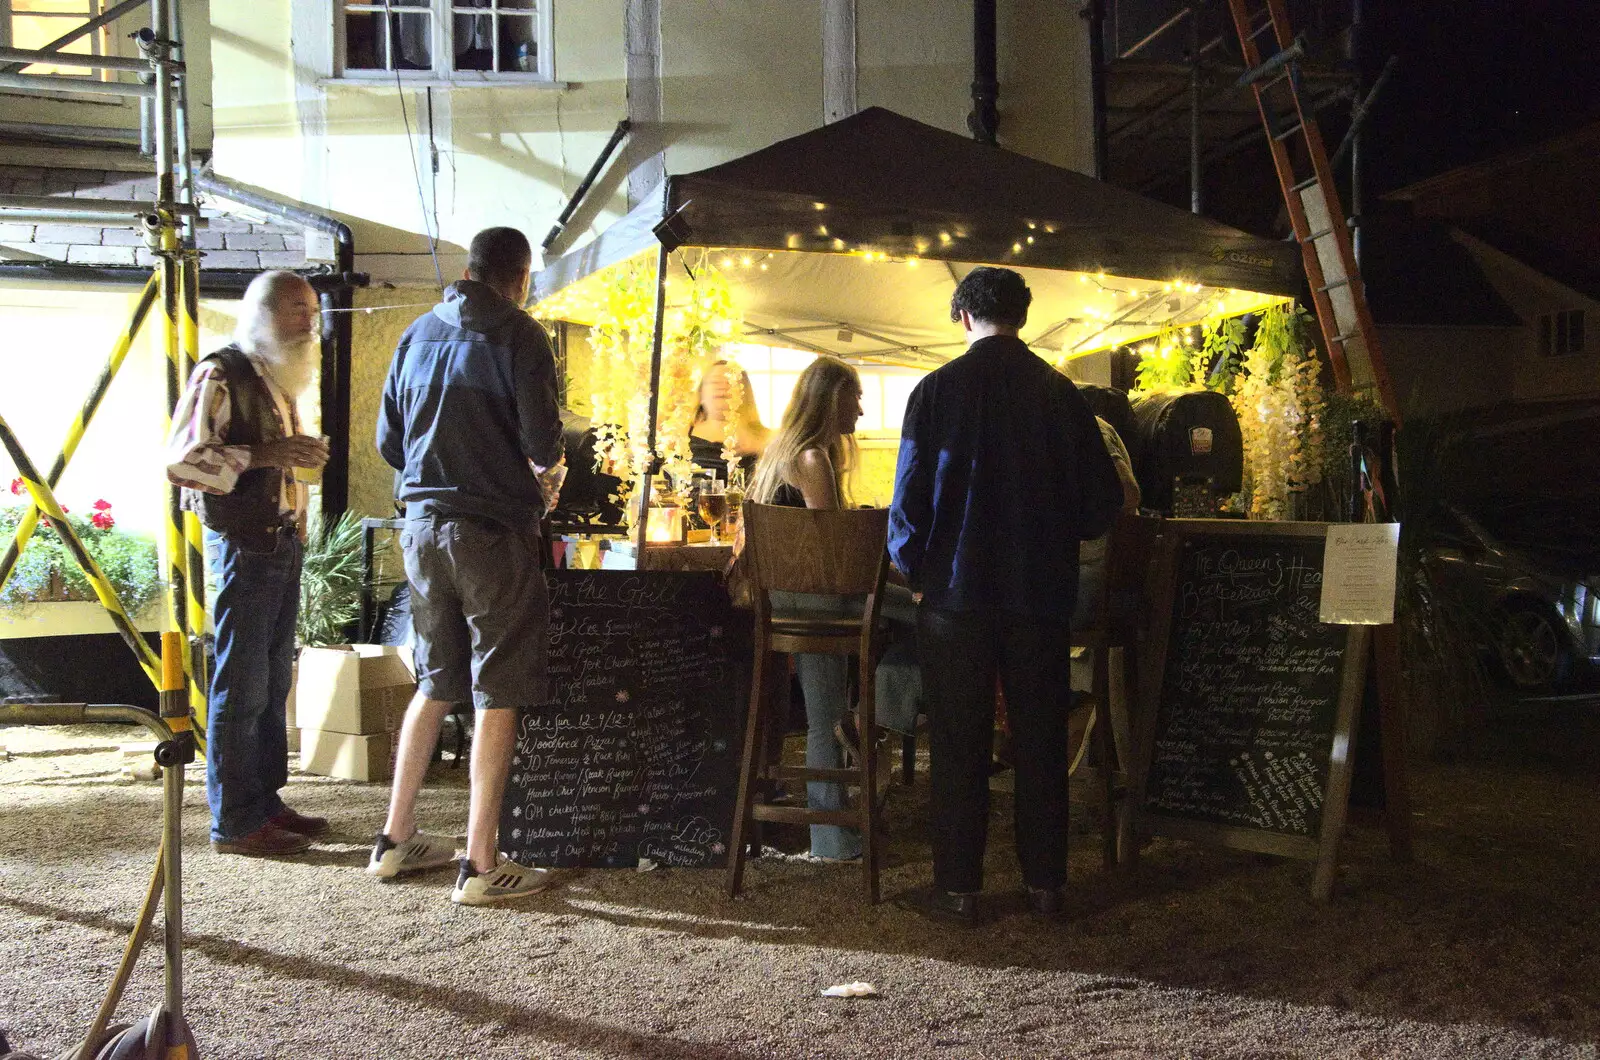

{"left": 366, "top": 831, "right": 457, "bottom": 879}
{"left": 451, "top": 857, "right": 551, "bottom": 906}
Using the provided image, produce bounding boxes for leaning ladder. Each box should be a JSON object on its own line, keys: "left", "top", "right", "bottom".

{"left": 1226, "top": 0, "right": 1400, "bottom": 423}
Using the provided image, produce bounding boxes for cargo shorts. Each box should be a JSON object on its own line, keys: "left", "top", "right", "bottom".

{"left": 401, "top": 516, "right": 549, "bottom": 710}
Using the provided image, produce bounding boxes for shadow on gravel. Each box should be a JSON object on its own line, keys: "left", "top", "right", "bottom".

{"left": 0, "top": 893, "right": 771, "bottom": 1060}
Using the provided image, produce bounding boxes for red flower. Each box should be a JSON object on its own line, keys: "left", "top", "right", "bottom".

{"left": 7, "top": 478, "right": 22, "bottom": 495}
{"left": 92, "top": 499, "right": 112, "bottom": 512}
{"left": 91, "top": 512, "right": 115, "bottom": 531}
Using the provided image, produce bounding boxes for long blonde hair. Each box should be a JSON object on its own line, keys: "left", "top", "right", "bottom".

{"left": 749, "top": 356, "right": 860, "bottom": 507}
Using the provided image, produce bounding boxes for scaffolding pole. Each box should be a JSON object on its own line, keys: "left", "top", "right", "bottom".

{"left": 0, "top": 1, "right": 205, "bottom": 738}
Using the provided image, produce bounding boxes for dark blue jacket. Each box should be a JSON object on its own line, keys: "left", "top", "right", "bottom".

{"left": 378, "top": 280, "right": 562, "bottom": 527}
{"left": 888, "top": 335, "right": 1122, "bottom": 621}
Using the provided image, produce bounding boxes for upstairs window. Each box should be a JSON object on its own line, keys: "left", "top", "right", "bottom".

{"left": 1, "top": 0, "right": 117, "bottom": 78}
{"left": 338, "top": 0, "right": 552, "bottom": 81}
{"left": 1538, "top": 309, "right": 1587, "bottom": 358}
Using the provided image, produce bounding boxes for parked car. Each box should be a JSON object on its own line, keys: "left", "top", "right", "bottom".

{"left": 1422, "top": 506, "right": 1600, "bottom": 691}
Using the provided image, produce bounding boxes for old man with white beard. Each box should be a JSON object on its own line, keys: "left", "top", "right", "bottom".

{"left": 166, "top": 270, "right": 330, "bottom": 857}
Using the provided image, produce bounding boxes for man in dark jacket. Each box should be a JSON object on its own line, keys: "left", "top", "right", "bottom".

{"left": 889, "top": 266, "right": 1122, "bottom": 923}
{"left": 368, "top": 227, "right": 566, "bottom": 906}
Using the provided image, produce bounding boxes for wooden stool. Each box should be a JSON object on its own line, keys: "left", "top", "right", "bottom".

{"left": 726, "top": 503, "right": 890, "bottom": 904}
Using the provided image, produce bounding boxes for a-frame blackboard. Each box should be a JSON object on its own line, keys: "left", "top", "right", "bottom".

{"left": 1132, "top": 519, "right": 1372, "bottom": 899}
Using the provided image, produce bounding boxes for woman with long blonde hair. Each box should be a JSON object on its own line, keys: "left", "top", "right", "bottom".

{"left": 689, "top": 360, "right": 770, "bottom": 481}
{"left": 747, "top": 356, "right": 919, "bottom": 862}
{"left": 747, "top": 355, "right": 860, "bottom": 508}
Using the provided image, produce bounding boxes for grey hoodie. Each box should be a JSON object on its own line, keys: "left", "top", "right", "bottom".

{"left": 378, "top": 280, "right": 563, "bottom": 527}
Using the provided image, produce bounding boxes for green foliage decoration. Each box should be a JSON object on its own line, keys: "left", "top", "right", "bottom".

{"left": 1199, "top": 315, "right": 1248, "bottom": 394}
{"left": 0, "top": 496, "right": 160, "bottom": 617}
{"left": 297, "top": 511, "right": 378, "bottom": 648}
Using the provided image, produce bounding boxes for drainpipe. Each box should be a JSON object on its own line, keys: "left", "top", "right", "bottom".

{"left": 190, "top": 171, "right": 358, "bottom": 520}
{"left": 1085, "top": 0, "right": 1108, "bottom": 179}
{"left": 968, "top": 0, "right": 999, "bottom": 145}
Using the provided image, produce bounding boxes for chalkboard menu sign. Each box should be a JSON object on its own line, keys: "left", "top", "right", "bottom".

{"left": 1135, "top": 520, "right": 1370, "bottom": 884}
{"left": 500, "top": 571, "right": 747, "bottom": 869}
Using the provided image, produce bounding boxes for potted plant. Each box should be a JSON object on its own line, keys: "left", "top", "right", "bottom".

{"left": 1, "top": 486, "right": 161, "bottom": 617}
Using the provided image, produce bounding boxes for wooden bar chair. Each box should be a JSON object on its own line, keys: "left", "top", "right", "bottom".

{"left": 726, "top": 502, "right": 890, "bottom": 904}
{"left": 1072, "top": 512, "right": 1163, "bottom": 868}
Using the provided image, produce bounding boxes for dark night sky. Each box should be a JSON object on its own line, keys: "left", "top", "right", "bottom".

{"left": 1359, "top": 0, "right": 1600, "bottom": 192}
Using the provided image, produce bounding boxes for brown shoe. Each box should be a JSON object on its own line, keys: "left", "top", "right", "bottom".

{"left": 270, "top": 806, "right": 330, "bottom": 837}
{"left": 213, "top": 822, "right": 313, "bottom": 857}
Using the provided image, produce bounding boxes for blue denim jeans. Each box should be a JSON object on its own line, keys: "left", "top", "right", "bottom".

{"left": 773, "top": 585, "right": 921, "bottom": 861}
{"left": 205, "top": 527, "right": 302, "bottom": 842}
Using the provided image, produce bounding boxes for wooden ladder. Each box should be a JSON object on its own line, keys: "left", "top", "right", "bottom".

{"left": 1226, "top": 0, "right": 1400, "bottom": 423}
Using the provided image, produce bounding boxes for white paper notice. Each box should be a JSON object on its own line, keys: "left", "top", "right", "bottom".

{"left": 1320, "top": 523, "right": 1400, "bottom": 625}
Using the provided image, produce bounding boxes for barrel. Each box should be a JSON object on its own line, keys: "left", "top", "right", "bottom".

{"left": 1128, "top": 389, "right": 1243, "bottom": 515}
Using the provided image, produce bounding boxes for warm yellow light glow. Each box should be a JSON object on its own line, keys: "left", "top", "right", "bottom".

{"left": 939, "top": 231, "right": 952, "bottom": 244}
{"left": 1012, "top": 242, "right": 1022, "bottom": 253}
{"left": 812, "top": 201, "right": 827, "bottom": 211}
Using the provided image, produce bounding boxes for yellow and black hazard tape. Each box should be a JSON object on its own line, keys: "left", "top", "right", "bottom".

{"left": 0, "top": 277, "right": 158, "bottom": 594}
{"left": 0, "top": 415, "right": 161, "bottom": 685}
{"left": 179, "top": 249, "right": 210, "bottom": 725}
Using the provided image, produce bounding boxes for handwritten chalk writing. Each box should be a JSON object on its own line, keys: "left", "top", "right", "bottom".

{"left": 1144, "top": 536, "right": 1344, "bottom": 839}
{"left": 500, "top": 570, "right": 747, "bottom": 869}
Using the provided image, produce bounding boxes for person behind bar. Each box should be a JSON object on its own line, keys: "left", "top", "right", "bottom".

{"left": 689, "top": 359, "right": 770, "bottom": 482}
{"left": 746, "top": 356, "right": 921, "bottom": 862}
{"left": 888, "top": 267, "right": 1121, "bottom": 924}
{"left": 369, "top": 226, "right": 567, "bottom": 906}
{"left": 166, "top": 270, "right": 330, "bottom": 857}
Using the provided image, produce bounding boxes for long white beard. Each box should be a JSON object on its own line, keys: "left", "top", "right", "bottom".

{"left": 245, "top": 333, "right": 318, "bottom": 398}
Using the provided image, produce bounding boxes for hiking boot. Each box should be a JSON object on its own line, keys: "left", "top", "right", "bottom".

{"left": 367, "top": 832, "right": 457, "bottom": 879}
{"left": 270, "top": 806, "right": 330, "bottom": 837}
{"left": 212, "top": 822, "right": 313, "bottom": 857}
{"left": 451, "top": 857, "right": 551, "bottom": 906}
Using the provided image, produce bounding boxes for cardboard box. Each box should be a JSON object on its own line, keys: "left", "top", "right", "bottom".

{"left": 300, "top": 727, "right": 397, "bottom": 783}
{"left": 295, "top": 645, "right": 416, "bottom": 735}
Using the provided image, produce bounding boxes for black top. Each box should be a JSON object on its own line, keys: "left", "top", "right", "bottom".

{"left": 771, "top": 482, "right": 805, "bottom": 508}
{"left": 887, "top": 335, "right": 1123, "bottom": 621}
{"left": 689, "top": 432, "right": 756, "bottom": 482}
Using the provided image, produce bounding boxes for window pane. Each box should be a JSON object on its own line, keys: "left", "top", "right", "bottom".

{"left": 499, "top": 13, "right": 538, "bottom": 72}
{"left": 856, "top": 374, "right": 884, "bottom": 432}
{"left": 394, "top": 12, "right": 432, "bottom": 70}
{"left": 763, "top": 373, "right": 801, "bottom": 427}
{"left": 344, "top": 12, "right": 384, "bottom": 70}
{"left": 12, "top": 0, "right": 94, "bottom": 14}
{"left": 452, "top": 1, "right": 493, "bottom": 71}
{"left": 881, "top": 373, "right": 918, "bottom": 432}
{"left": 345, "top": 8, "right": 431, "bottom": 71}
{"left": 11, "top": 1, "right": 99, "bottom": 78}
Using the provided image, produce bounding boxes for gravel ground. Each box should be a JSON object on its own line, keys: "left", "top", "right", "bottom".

{"left": 2, "top": 702, "right": 1598, "bottom": 1060}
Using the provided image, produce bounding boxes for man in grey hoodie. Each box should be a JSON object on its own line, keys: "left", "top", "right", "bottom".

{"left": 368, "top": 227, "right": 566, "bottom": 906}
